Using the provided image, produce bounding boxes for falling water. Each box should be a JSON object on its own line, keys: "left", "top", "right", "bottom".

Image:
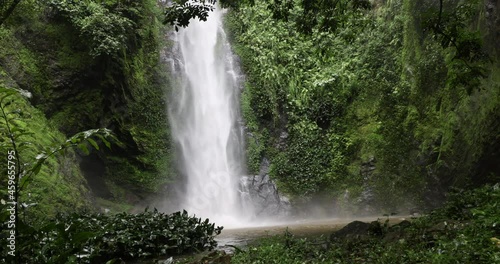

{"left": 167, "top": 6, "right": 252, "bottom": 227}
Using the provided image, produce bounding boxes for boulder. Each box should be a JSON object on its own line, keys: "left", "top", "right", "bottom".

{"left": 239, "top": 174, "right": 291, "bottom": 218}
{"left": 383, "top": 220, "right": 412, "bottom": 243}
{"left": 330, "top": 220, "right": 383, "bottom": 241}
{"left": 239, "top": 157, "right": 291, "bottom": 218}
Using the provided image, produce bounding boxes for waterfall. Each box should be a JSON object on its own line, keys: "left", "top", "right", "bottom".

{"left": 167, "top": 6, "right": 252, "bottom": 227}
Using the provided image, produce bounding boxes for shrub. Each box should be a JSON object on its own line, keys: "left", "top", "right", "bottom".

{"left": 0, "top": 209, "right": 222, "bottom": 263}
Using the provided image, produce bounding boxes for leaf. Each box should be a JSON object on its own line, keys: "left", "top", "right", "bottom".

{"left": 13, "top": 131, "right": 34, "bottom": 139}
{"left": 0, "top": 90, "right": 16, "bottom": 104}
{"left": 72, "top": 231, "right": 95, "bottom": 244}
{"left": 105, "top": 259, "right": 121, "bottom": 264}
{"left": 77, "top": 143, "right": 90, "bottom": 155}
{"left": 40, "top": 222, "right": 58, "bottom": 232}
{"left": 35, "top": 152, "right": 48, "bottom": 161}
{"left": 10, "top": 126, "right": 25, "bottom": 134}
{"left": 31, "top": 155, "right": 47, "bottom": 176}
{"left": 19, "top": 174, "right": 35, "bottom": 190}
{"left": 17, "top": 141, "right": 34, "bottom": 150}
{"left": 101, "top": 136, "right": 111, "bottom": 149}
{"left": 87, "top": 137, "right": 99, "bottom": 150}
{"left": 70, "top": 136, "right": 79, "bottom": 144}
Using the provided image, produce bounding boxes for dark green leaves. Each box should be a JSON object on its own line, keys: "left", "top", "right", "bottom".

{"left": 2, "top": 210, "right": 223, "bottom": 263}
{"left": 163, "top": 0, "right": 216, "bottom": 31}
{"left": 48, "top": 0, "right": 134, "bottom": 57}
{"left": 421, "top": 0, "right": 487, "bottom": 70}
{"left": 266, "top": 0, "right": 372, "bottom": 34}
{"left": 19, "top": 128, "right": 121, "bottom": 192}
{"left": 162, "top": 0, "right": 257, "bottom": 30}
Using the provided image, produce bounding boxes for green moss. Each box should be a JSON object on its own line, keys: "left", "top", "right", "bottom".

{"left": 0, "top": 0, "right": 175, "bottom": 219}
{"left": 241, "top": 85, "right": 267, "bottom": 174}
{"left": 0, "top": 87, "right": 91, "bottom": 223}
{"left": 5, "top": 0, "right": 175, "bottom": 207}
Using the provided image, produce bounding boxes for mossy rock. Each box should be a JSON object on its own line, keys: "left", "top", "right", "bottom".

{"left": 0, "top": 86, "right": 92, "bottom": 223}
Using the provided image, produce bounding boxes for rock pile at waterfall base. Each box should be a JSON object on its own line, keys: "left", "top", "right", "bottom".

{"left": 240, "top": 158, "right": 291, "bottom": 218}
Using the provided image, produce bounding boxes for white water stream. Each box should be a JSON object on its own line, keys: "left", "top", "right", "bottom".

{"left": 168, "top": 6, "right": 252, "bottom": 227}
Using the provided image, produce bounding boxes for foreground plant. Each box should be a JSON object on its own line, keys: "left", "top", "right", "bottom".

{"left": 0, "top": 209, "right": 222, "bottom": 263}
{"left": 0, "top": 86, "right": 119, "bottom": 262}
{"left": 0, "top": 87, "right": 223, "bottom": 263}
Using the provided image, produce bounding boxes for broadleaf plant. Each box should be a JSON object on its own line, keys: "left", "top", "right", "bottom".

{"left": 0, "top": 86, "right": 120, "bottom": 262}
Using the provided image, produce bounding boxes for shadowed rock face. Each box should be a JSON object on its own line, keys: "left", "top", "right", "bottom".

{"left": 239, "top": 158, "right": 291, "bottom": 219}
{"left": 329, "top": 219, "right": 419, "bottom": 244}
{"left": 485, "top": 0, "right": 500, "bottom": 59}
{"left": 357, "top": 157, "right": 377, "bottom": 216}
{"left": 240, "top": 174, "right": 291, "bottom": 217}
{"left": 330, "top": 220, "right": 383, "bottom": 241}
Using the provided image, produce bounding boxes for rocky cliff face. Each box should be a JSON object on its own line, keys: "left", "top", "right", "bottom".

{"left": 240, "top": 158, "right": 291, "bottom": 219}
{"left": 0, "top": 1, "right": 174, "bottom": 212}
{"left": 485, "top": 0, "right": 500, "bottom": 60}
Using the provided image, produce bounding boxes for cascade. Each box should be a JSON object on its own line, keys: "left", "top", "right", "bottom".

{"left": 167, "top": 5, "right": 252, "bottom": 227}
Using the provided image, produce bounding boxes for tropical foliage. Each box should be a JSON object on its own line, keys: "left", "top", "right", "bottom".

{"left": 227, "top": 0, "right": 500, "bottom": 212}
{"left": 0, "top": 0, "right": 499, "bottom": 262}
{"left": 0, "top": 0, "right": 175, "bottom": 212}
{"left": 0, "top": 86, "right": 98, "bottom": 221}
{"left": 0, "top": 208, "right": 222, "bottom": 263}
{"left": 232, "top": 184, "right": 500, "bottom": 263}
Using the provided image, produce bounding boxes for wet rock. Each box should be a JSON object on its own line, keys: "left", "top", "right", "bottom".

{"left": 279, "top": 131, "right": 289, "bottom": 140}
{"left": 239, "top": 157, "right": 291, "bottom": 218}
{"left": 360, "top": 157, "right": 376, "bottom": 177}
{"left": 239, "top": 174, "right": 291, "bottom": 218}
{"left": 426, "top": 220, "right": 462, "bottom": 234}
{"left": 330, "top": 220, "right": 382, "bottom": 241}
{"left": 411, "top": 212, "right": 421, "bottom": 217}
{"left": 161, "top": 257, "right": 173, "bottom": 264}
{"left": 368, "top": 221, "right": 383, "bottom": 237}
{"left": 382, "top": 231, "right": 399, "bottom": 243}
{"left": 277, "top": 131, "right": 288, "bottom": 150}
{"left": 356, "top": 157, "right": 377, "bottom": 215}
{"left": 259, "top": 157, "right": 270, "bottom": 175}
{"left": 383, "top": 220, "right": 412, "bottom": 243}
{"left": 393, "top": 220, "right": 412, "bottom": 229}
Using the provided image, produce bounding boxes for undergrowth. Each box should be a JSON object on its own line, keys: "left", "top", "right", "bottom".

{"left": 0, "top": 209, "right": 222, "bottom": 263}
{"left": 232, "top": 184, "right": 500, "bottom": 263}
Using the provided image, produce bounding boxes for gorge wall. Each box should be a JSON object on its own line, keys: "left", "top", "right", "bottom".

{"left": 227, "top": 0, "right": 500, "bottom": 214}
{"left": 0, "top": 0, "right": 174, "bottom": 217}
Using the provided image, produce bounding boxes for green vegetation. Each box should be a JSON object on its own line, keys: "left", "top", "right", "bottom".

{"left": 1, "top": 2, "right": 229, "bottom": 262}
{"left": 1, "top": 0, "right": 499, "bottom": 262}
{"left": 162, "top": 0, "right": 256, "bottom": 30}
{"left": 0, "top": 86, "right": 92, "bottom": 222}
{"left": 0, "top": 208, "right": 222, "bottom": 263}
{"left": 0, "top": 0, "right": 175, "bottom": 211}
{"left": 232, "top": 184, "right": 500, "bottom": 263}
{"left": 226, "top": 0, "right": 500, "bottom": 211}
